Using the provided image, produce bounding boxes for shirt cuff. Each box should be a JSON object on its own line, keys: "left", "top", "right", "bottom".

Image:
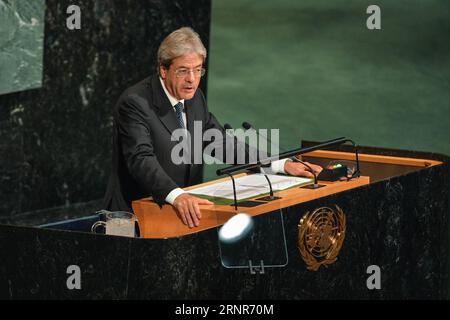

{"left": 165, "top": 188, "right": 186, "bottom": 205}
{"left": 272, "top": 158, "right": 289, "bottom": 174}
{"left": 260, "top": 158, "right": 289, "bottom": 175}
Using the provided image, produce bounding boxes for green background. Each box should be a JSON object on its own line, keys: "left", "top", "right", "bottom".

{"left": 205, "top": 0, "right": 450, "bottom": 181}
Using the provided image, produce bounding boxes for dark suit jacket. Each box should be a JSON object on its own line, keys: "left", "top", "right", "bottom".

{"left": 102, "top": 75, "right": 227, "bottom": 211}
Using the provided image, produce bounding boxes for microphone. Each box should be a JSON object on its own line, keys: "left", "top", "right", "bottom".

{"left": 242, "top": 122, "right": 324, "bottom": 189}
{"left": 242, "top": 121, "right": 252, "bottom": 130}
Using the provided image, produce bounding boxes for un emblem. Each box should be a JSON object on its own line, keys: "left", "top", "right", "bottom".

{"left": 298, "top": 205, "right": 346, "bottom": 271}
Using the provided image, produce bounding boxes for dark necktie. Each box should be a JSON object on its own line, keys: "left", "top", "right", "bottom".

{"left": 174, "top": 102, "right": 185, "bottom": 129}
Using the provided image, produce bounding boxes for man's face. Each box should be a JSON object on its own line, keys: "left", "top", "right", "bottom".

{"left": 160, "top": 53, "right": 204, "bottom": 101}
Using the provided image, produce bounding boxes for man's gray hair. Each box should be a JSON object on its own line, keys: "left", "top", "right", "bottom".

{"left": 157, "top": 27, "right": 207, "bottom": 72}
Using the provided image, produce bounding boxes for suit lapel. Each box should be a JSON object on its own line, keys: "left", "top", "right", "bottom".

{"left": 151, "top": 75, "right": 182, "bottom": 135}
{"left": 150, "top": 75, "right": 201, "bottom": 138}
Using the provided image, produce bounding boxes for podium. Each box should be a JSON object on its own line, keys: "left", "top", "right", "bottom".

{"left": 130, "top": 144, "right": 448, "bottom": 299}
{"left": 0, "top": 143, "right": 448, "bottom": 299}
{"left": 132, "top": 164, "right": 370, "bottom": 239}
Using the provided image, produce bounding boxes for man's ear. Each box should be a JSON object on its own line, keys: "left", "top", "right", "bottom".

{"left": 159, "top": 65, "right": 167, "bottom": 79}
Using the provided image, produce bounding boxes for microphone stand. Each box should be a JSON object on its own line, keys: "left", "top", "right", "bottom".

{"left": 226, "top": 173, "right": 238, "bottom": 211}
{"left": 345, "top": 140, "right": 361, "bottom": 180}
{"left": 255, "top": 174, "right": 282, "bottom": 202}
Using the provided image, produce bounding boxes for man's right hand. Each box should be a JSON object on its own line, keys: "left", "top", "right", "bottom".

{"left": 172, "top": 193, "right": 213, "bottom": 228}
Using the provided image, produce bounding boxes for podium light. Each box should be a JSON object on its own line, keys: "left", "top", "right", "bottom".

{"left": 218, "top": 213, "right": 254, "bottom": 244}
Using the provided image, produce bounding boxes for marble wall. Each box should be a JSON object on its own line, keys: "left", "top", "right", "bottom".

{"left": 0, "top": 0, "right": 211, "bottom": 224}
{"left": 0, "top": 0, "right": 45, "bottom": 95}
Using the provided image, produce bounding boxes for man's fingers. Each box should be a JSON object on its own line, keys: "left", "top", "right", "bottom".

{"left": 184, "top": 209, "right": 195, "bottom": 228}
{"left": 178, "top": 206, "right": 188, "bottom": 226}
{"left": 173, "top": 195, "right": 211, "bottom": 228}
{"left": 193, "top": 201, "right": 201, "bottom": 219}
{"left": 301, "top": 170, "right": 314, "bottom": 178}
{"left": 188, "top": 201, "right": 200, "bottom": 226}
{"left": 305, "top": 162, "right": 323, "bottom": 174}
{"left": 179, "top": 201, "right": 194, "bottom": 228}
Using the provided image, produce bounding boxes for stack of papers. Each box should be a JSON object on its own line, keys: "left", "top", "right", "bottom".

{"left": 188, "top": 174, "right": 312, "bottom": 200}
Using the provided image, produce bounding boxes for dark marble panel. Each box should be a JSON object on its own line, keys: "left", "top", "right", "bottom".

{"left": 0, "top": 199, "right": 102, "bottom": 227}
{"left": 0, "top": 0, "right": 212, "bottom": 223}
{"left": 127, "top": 232, "right": 219, "bottom": 299}
{"left": 0, "top": 224, "right": 131, "bottom": 299}
{"left": 0, "top": 118, "right": 26, "bottom": 217}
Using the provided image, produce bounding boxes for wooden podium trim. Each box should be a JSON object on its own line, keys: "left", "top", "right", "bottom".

{"left": 132, "top": 176, "right": 370, "bottom": 239}
{"left": 302, "top": 150, "right": 442, "bottom": 167}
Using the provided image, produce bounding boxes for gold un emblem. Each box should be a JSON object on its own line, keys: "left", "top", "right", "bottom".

{"left": 298, "top": 205, "right": 346, "bottom": 271}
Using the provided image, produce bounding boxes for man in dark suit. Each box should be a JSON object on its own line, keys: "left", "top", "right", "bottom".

{"left": 103, "top": 27, "right": 321, "bottom": 228}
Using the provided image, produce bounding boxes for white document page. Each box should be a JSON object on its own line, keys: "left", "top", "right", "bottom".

{"left": 188, "top": 174, "right": 312, "bottom": 200}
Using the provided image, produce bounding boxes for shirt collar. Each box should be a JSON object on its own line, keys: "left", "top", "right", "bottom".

{"left": 159, "top": 77, "right": 184, "bottom": 109}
